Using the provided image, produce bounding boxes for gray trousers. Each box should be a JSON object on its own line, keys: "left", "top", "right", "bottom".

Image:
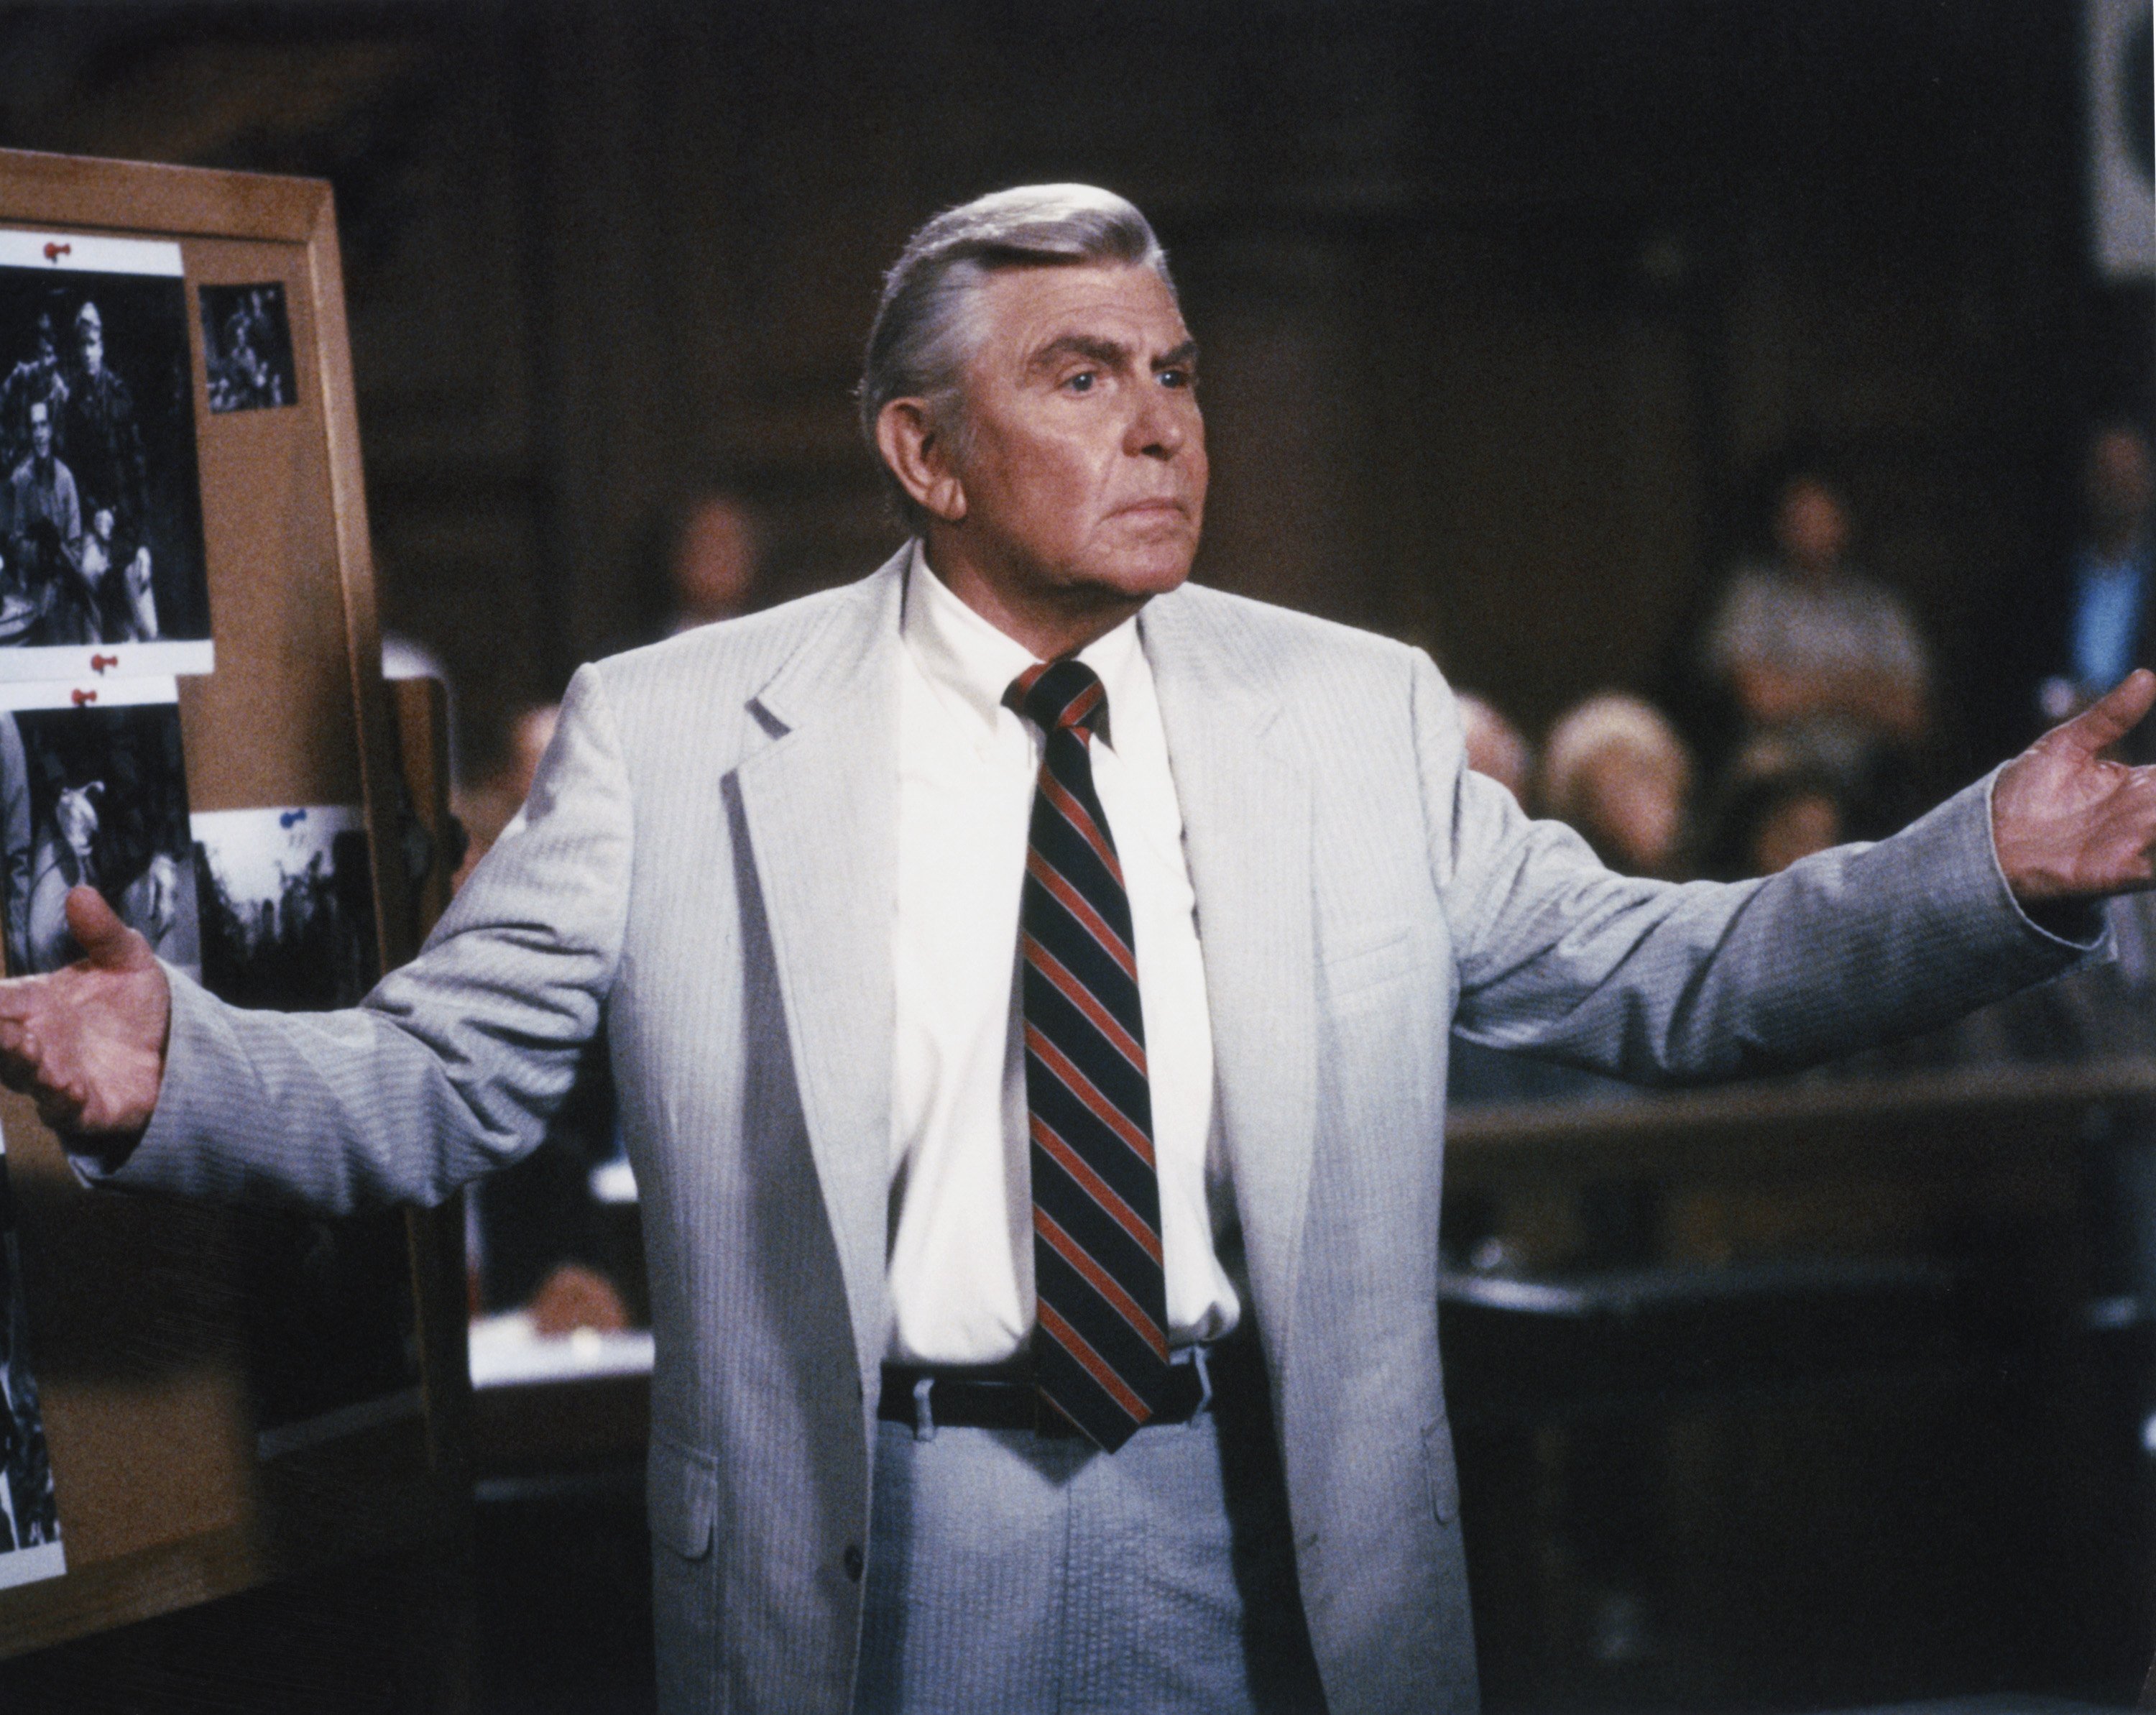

{"left": 853, "top": 1351, "right": 1327, "bottom": 1714}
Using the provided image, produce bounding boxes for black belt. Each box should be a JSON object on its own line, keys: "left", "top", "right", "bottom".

{"left": 878, "top": 1347, "right": 1215, "bottom": 1439}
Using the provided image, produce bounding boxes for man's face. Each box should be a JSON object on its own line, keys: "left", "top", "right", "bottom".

{"left": 944, "top": 262, "right": 1206, "bottom": 617}
{"left": 29, "top": 404, "right": 49, "bottom": 458}
{"left": 76, "top": 313, "right": 101, "bottom": 373}
{"left": 674, "top": 497, "right": 759, "bottom": 621}
{"left": 1774, "top": 478, "right": 1848, "bottom": 574}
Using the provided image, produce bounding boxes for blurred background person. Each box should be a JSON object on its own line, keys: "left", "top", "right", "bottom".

{"left": 1450, "top": 691, "right": 1682, "bottom": 1111}
{"left": 453, "top": 700, "right": 558, "bottom": 891}
{"left": 1538, "top": 692, "right": 1694, "bottom": 879}
{"left": 1699, "top": 461, "right": 1932, "bottom": 837}
{"left": 1697, "top": 740, "right": 1853, "bottom": 881}
{"left": 665, "top": 489, "right": 760, "bottom": 633}
{"left": 1455, "top": 690, "right": 1534, "bottom": 808}
{"left": 2039, "top": 420, "right": 2155, "bottom": 747}
{"left": 617, "top": 487, "right": 767, "bottom": 653}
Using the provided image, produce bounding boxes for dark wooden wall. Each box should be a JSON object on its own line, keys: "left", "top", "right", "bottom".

{"left": 0, "top": 0, "right": 2145, "bottom": 779}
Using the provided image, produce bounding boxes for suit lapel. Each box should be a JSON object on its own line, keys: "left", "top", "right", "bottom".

{"left": 734, "top": 552, "right": 906, "bottom": 1379}
{"left": 1141, "top": 590, "right": 1317, "bottom": 1367}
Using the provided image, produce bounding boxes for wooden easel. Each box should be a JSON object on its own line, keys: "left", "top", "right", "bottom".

{"left": 0, "top": 150, "right": 472, "bottom": 1709}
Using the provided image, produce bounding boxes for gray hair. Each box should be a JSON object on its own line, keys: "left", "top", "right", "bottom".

{"left": 858, "top": 184, "right": 1174, "bottom": 527}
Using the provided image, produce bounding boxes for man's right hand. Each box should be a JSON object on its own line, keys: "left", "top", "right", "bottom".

{"left": 0, "top": 886, "right": 170, "bottom": 1136}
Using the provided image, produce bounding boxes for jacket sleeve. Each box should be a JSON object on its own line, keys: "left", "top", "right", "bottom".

{"left": 1414, "top": 653, "right": 2099, "bottom": 1084}
{"left": 76, "top": 661, "right": 633, "bottom": 1213}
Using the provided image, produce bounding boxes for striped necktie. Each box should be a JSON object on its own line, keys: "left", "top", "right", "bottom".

{"left": 1006, "top": 658, "right": 1171, "bottom": 1451}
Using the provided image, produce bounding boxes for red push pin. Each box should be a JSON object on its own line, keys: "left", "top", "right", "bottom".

{"left": 71, "top": 688, "right": 96, "bottom": 707}
{"left": 42, "top": 242, "right": 70, "bottom": 264}
{"left": 89, "top": 653, "right": 116, "bottom": 674}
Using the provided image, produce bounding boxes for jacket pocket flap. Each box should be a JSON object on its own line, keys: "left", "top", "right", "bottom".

{"left": 1321, "top": 927, "right": 1414, "bottom": 995}
{"left": 648, "top": 1435, "right": 718, "bottom": 1560}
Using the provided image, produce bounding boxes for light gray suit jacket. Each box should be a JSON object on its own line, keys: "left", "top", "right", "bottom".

{"left": 107, "top": 548, "right": 2087, "bottom": 1714}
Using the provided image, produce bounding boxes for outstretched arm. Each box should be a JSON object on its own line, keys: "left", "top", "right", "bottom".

{"left": 1436, "top": 665, "right": 2154, "bottom": 1084}
{"left": 0, "top": 660, "right": 632, "bottom": 1212}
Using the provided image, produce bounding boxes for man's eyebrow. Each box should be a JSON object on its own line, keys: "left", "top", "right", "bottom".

{"left": 1157, "top": 339, "right": 1199, "bottom": 370}
{"left": 1027, "top": 334, "right": 1133, "bottom": 374}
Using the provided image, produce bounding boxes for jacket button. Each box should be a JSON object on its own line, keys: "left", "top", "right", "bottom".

{"left": 842, "top": 1544, "right": 865, "bottom": 1582}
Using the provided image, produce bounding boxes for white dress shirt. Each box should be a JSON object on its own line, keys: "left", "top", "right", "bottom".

{"left": 887, "top": 544, "right": 1239, "bottom": 1366}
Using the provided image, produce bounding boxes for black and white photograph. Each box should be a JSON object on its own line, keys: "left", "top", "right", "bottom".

{"left": 193, "top": 805, "right": 377, "bottom": 1013}
{"left": 198, "top": 283, "right": 297, "bottom": 415}
{"left": 0, "top": 1128, "right": 63, "bottom": 1592}
{"left": 0, "top": 230, "right": 212, "bottom": 681}
{"left": 192, "top": 804, "right": 415, "bottom": 1456}
{"left": 0, "top": 679, "right": 198, "bottom": 981}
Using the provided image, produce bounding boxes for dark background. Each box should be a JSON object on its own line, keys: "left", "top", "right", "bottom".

{"left": 0, "top": 0, "right": 2142, "bottom": 785}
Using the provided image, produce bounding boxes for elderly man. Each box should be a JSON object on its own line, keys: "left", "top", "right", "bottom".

{"left": 5, "top": 185, "right": 2156, "bottom": 1715}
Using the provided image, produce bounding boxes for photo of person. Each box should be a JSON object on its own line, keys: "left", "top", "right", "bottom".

{"left": 198, "top": 283, "right": 298, "bottom": 415}
{"left": 193, "top": 806, "right": 378, "bottom": 1012}
{"left": 0, "top": 1133, "right": 63, "bottom": 1592}
{"left": 0, "top": 684, "right": 199, "bottom": 981}
{"left": 0, "top": 231, "right": 213, "bottom": 681}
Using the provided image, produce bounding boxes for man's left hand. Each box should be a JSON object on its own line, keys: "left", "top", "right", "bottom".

{"left": 1993, "top": 668, "right": 2156, "bottom": 902}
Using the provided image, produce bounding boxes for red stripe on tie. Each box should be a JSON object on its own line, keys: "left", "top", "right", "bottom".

{"left": 1036, "top": 1299, "right": 1150, "bottom": 1423}
{"left": 1035, "top": 1208, "right": 1169, "bottom": 1360}
{"left": 1041, "top": 769, "right": 1125, "bottom": 886}
{"left": 1024, "top": 933, "right": 1146, "bottom": 1075}
{"left": 1061, "top": 680, "right": 1104, "bottom": 732}
{"left": 1025, "top": 1022, "right": 1156, "bottom": 1169}
{"left": 1026, "top": 850, "right": 1135, "bottom": 979}
{"left": 1031, "top": 1115, "right": 1163, "bottom": 1264}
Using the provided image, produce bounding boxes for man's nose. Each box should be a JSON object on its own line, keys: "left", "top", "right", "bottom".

{"left": 1125, "top": 386, "right": 1188, "bottom": 460}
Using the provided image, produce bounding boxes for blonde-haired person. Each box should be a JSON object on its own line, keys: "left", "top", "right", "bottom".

{"left": 1455, "top": 691, "right": 1533, "bottom": 808}
{"left": 1539, "top": 693, "right": 1694, "bottom": 878}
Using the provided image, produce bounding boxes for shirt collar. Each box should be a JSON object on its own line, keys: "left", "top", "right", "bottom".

{"left": 900, "top": 539, "right": 1141, "bottom": 747}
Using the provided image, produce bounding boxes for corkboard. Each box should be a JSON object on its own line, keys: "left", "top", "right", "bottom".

{"left": 0, "top": 147, "right": 468, "bottom": 1660}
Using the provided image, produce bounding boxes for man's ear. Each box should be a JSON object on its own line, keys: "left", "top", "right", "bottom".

{"left": 875, "top": 398, "right": 967, "bottom": 525}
